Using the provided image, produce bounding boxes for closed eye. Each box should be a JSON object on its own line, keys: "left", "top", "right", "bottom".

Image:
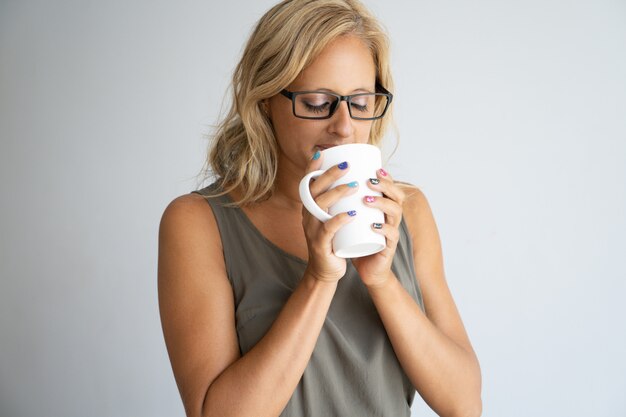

{"left": 304, "top": 101, "right": 331, "bottom": 113}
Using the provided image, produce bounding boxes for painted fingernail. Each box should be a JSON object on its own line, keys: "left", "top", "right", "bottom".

{"left": 312, "top": 150, "right": 321, "bottom": 160}
{"left": 373, "top": 223, "right": 384, "bottom": 229}
{"left": 347, "top": 210, "right": 357, "bottom": 217}
{"left": 369, "top": 178, "right": 380, "bottom": 185}
{"left": 379, "top": 168, "right": 388, "bottom": 176}
{"left": 347, "top": 181, "right": 359, "bottom": 188}
{"left": 365, "top": 196, "right": 375, "bottom": 203}
{"left": 338, "top": 161, "right": 348, "bottom": 170}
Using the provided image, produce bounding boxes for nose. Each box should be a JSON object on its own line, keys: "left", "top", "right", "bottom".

{"left": 327, "top": 101, "right": 354, "bottom": 139}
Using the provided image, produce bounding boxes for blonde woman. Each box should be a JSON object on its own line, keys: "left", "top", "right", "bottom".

{"left": 158, "top": 1, "right": 482, "bottom": 416}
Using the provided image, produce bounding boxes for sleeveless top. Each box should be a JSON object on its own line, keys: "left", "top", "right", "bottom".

{"left": 193, "top": 182, "right": 425, "bottom": 417}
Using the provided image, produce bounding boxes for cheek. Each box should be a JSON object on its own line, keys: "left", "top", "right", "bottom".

{"left": 272, "top": 114, "right": 323, "bottom": 147}
{"left": 270, "top": 108, "right": 293, "bottom": 143}
{"left": 269, "top": 99, "right": 306, "bottom": 143}
{"left": 357, "top": 121, "right": 375, "bottom": 142}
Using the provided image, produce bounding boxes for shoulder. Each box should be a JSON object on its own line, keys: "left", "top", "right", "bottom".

{"left": 394, "top": 181, "right": 441, "bottom": 258}
{"left": 395, "top": 181, "right": 426, "bottom": 203}
{"left": 160, "top": 192, "right": 216, "bottom": 228}
{"left": 159, "top": 192, "right": 224, "bottom": 258}
{"left": 395, "top": 181, "right": 433, "bottom": 224}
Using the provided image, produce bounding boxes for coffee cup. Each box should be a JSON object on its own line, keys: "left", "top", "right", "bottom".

{"left": 299, "top": 143, "right": 385, "bottom": 258}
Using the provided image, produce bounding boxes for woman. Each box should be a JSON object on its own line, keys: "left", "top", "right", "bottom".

{"left": 158, "top": 1, "right": 482, "bottom": 416}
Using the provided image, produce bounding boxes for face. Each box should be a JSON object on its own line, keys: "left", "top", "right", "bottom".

{"left": 267, "top": 35, "right": 377, "bottom": 175}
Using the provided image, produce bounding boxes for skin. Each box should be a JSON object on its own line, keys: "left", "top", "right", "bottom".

{"left": 158, "top": 35, "right": 482, "bottom": 417}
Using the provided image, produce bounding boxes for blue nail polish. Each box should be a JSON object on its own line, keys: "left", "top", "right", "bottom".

{"left": 312, "top": 150, "right": 321, "bottom": 160}
{"left": 338, "top": 161, "right": 348, "bottom": 170}
{"left": 348, "top": 210, "right": 357, "bottom": 217}
{"left": 373, "top": 223, "right": 383, "bottom": 229}
{"left": 347, "top": 181, "right": 358, "bottom": 188}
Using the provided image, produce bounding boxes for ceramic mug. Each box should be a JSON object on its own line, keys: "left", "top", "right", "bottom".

{"left": 299, "top": 143, "right": 385, "bottom": 258}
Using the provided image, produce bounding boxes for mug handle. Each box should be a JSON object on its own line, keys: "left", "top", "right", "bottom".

{"left": 299, "top": 170, "right": 333, "bottom": 222}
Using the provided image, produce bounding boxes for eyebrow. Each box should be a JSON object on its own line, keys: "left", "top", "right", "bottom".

{"left": 299, "top": 87, "right": 375, "bottom": 94}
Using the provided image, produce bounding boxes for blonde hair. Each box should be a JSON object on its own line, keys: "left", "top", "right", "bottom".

{"left": 198, "top": 0, "right": 395, "bottom": 206}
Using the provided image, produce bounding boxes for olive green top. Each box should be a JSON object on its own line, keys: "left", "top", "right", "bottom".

{"left": 193, "top": 182, "right": 425, "bottom": 417}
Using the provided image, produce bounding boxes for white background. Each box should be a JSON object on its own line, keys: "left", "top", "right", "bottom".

{"left": 1, "top": 0, "right": 625, "bottom": 416}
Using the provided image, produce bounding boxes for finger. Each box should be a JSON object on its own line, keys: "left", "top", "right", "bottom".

{"left": 367, "top": 170, "right": 405, "bottom": 206}
{"left": 312, "top": 210, "right": 358, "bottom": 249}
{"left": 378, "top": 168, "right": 392, "bottom": 181}
{"left": 306, "top": 149, "right": 324, "bottom": 173}
{"left": 314, "top": 181, "right": 359, "bottom": 212}
{"left": 368, "top": 168, "right": 394, "bottom": 187}
{"left": 309, "top": 161, "right": 350, "bottom": 197}
{"left": 326, "top": 210, "right": 358, "bottom": 233}
{"left": 362, "top": 194, "right": 403, "bottom": 227}
{"left": 371, "top": 222, "right": 400, "bottom": 250}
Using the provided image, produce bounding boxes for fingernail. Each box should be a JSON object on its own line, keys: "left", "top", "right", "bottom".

{"left": 338, "top": 161, "right": 348, "bottom": 170}
{"left": 373, "top": 223, "right": 383, "bottom": 229}
{"left": 369, "top": 178, "right": 380, "bottom": 185}
{"left": 347, "top": 181, "right": 359, "bottom": 188}
{"left": 312, "top": 150, "right": 321, "bottom": 160}
{"left": 379, "top": 168, "right": 388, "bottom": 176}
{"left": 347, "top": 210, "right": 357, "bottom": 217}
{"left": 365, "top": 196, "right": 375, "bottom": 203}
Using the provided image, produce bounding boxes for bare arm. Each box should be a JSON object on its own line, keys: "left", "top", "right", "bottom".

{"left": 367, "top": 186, "right": 482, "bottom": 417}
{"left": 158, "top": 194, "right": 338, "bottom": 417}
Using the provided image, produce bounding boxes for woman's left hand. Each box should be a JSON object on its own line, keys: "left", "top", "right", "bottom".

{"left": 351, "top": 168, "right": 406, "bottom": 288}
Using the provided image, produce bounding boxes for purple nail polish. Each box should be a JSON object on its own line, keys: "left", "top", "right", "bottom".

{"left": 338, "top": 161, "right": 348, "bottom": 170}
{"left": 348, "top": 210, "right": 357, "bottom": 217}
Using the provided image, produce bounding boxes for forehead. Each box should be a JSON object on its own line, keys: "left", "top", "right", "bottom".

{"left": 289, "top": 35, "right": 377, "bottom": 93}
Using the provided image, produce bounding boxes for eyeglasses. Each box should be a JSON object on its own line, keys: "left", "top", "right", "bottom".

{"left": 279, "top": 84, "right": 393, "bottom": 120}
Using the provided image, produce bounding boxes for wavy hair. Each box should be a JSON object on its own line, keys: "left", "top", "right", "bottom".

{"left": 197, "top": 0, "right": 395, "bottom": 206}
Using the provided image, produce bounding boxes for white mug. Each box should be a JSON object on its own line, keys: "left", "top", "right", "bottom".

{"left": 299, "top": 143, "right": 385, "bottom": 258}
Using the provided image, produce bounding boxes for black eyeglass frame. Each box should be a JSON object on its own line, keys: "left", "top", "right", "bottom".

{"left": 279, "top": 84, "right": 393, "bottom": 120}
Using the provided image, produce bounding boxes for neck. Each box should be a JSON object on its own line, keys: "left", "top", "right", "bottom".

{"left": 270, "top": 158, "right": 306, "bottom": 210}
{"left": 228, "top": 155, "right": 309, "bottom": 210}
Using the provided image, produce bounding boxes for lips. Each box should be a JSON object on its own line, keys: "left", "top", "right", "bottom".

{"left": 316, "top": 144, "right": 340, "bottom": 150}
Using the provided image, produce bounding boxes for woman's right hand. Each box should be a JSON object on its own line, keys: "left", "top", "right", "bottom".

{"left": 301, "top": 151, "right": 358, "bottom": 283}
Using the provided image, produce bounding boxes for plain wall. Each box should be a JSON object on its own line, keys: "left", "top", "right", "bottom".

{"left": 1, "top": 0, "right": 625, "bottom": 416}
